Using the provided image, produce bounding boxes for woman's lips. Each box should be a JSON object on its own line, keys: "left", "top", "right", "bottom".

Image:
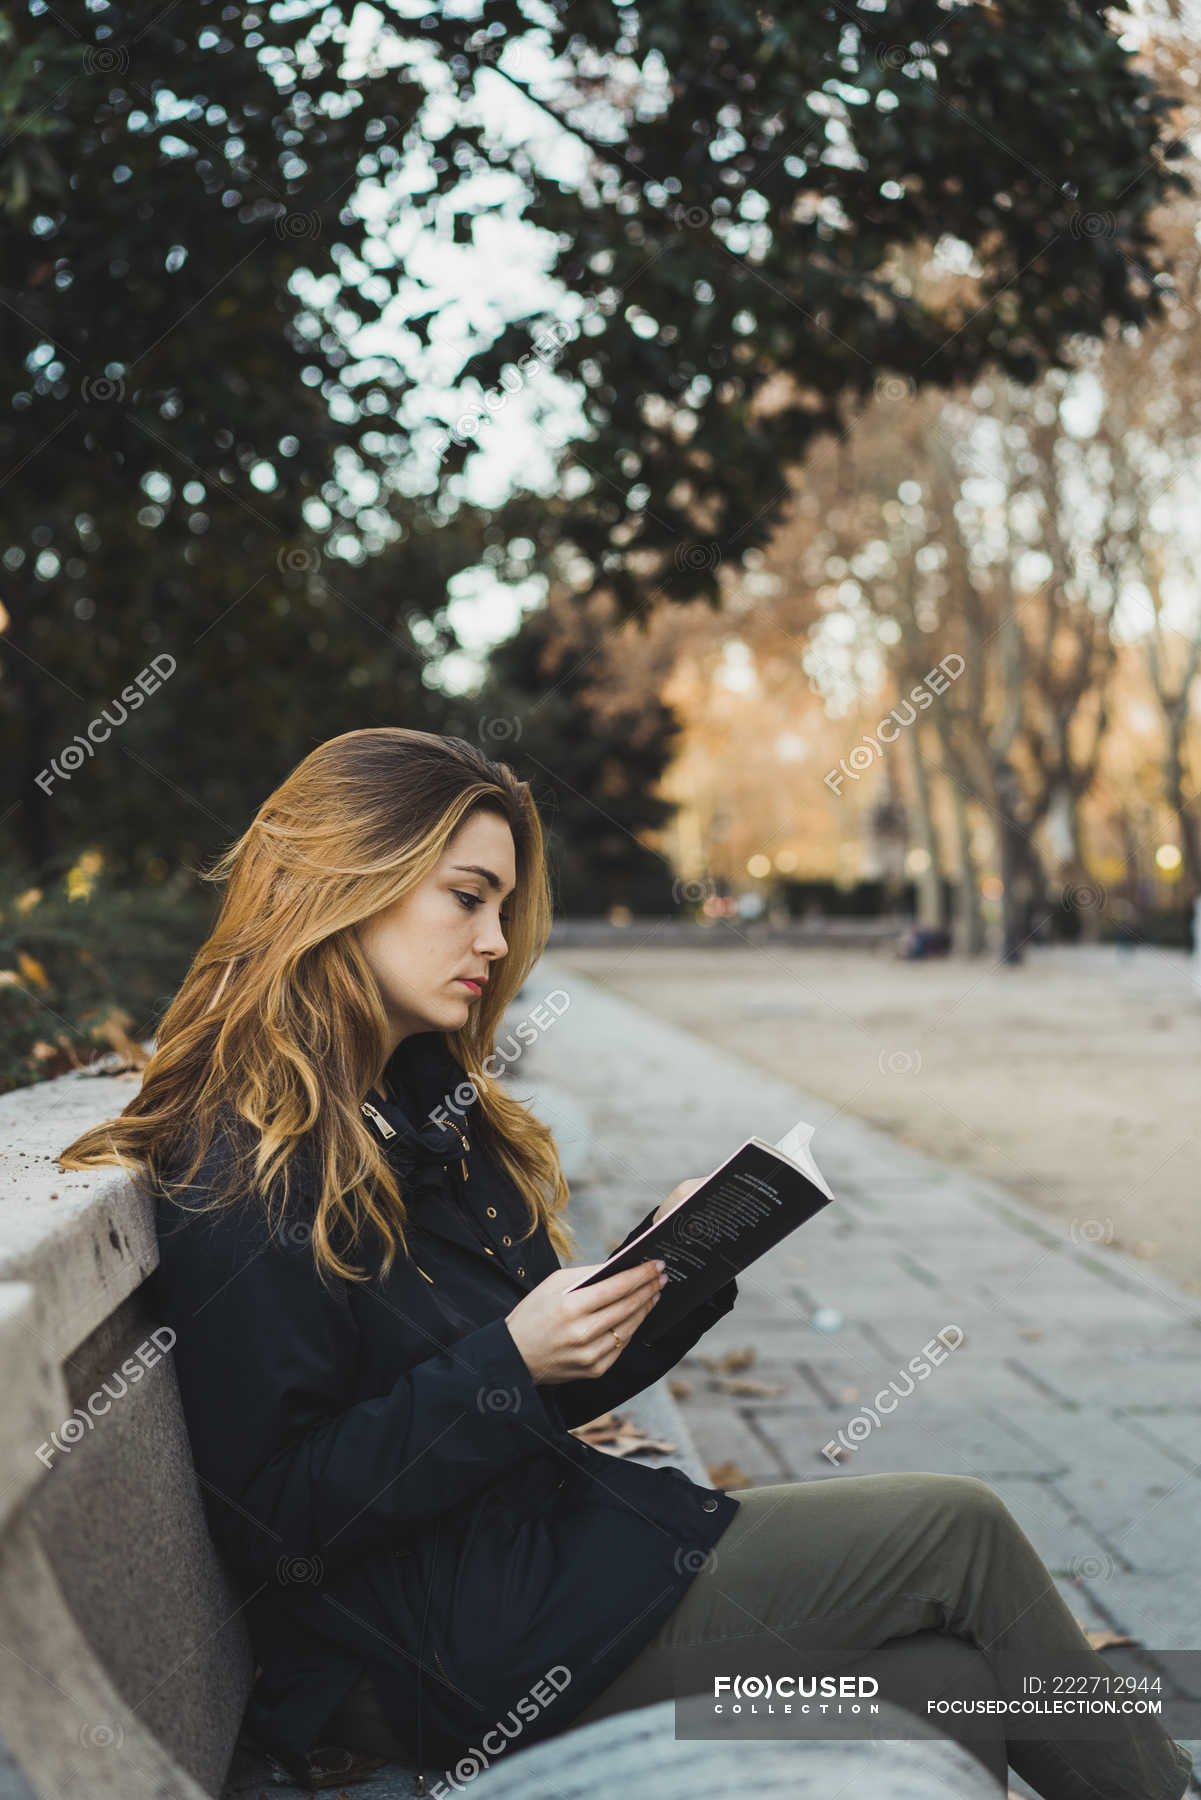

{"left": 457, "top": 978, "right": 482, "bottom": 993}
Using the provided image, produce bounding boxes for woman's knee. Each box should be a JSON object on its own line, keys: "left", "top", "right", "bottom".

{"left": 910, "top": 1472, "right": 1011, "bottom": 1530}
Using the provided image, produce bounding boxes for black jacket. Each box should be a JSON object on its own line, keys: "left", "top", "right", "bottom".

{"left": 147, "top": 1031, "right": 740, "bottom": 1787}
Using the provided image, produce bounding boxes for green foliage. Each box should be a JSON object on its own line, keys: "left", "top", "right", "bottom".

{"left": 446, "top": 600, "right": 684, "bottom": 915}
{"left": 451, "top": 0, "right": 1189, "bottom": 614}
{"left": 0, "top": 0, "right": 1187, "bottom": 898}
{"left": 0, "top": 872, "right": 215, "bottom": 1094}
{"left": 0, "top": 2, "right": 480, "bottom": 882}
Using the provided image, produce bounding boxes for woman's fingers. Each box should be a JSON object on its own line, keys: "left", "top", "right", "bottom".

{"left": 576, "top": 1264, "right": 663, "bottom": 1350}
{"left": 579, "top": 1260, "right": 663, "bottom": 1310}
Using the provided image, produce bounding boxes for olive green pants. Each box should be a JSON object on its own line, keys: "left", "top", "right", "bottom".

{"left": 570, "top": 1473, "right": 1194, "bottom": 1800}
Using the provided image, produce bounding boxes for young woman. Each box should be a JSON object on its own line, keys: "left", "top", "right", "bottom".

{"left": 59, "top": 728, "right": 1192, "bottom": 1800}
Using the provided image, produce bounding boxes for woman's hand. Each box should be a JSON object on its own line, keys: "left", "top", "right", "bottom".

{"left": 505, "top": 1260, "right": 667, "bottom": 1386}
{"left": 651, "top": 1176, "right": 710, "bottom": 1227}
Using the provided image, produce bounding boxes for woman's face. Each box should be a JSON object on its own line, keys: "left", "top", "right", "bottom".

{"left": 356, "top": 809, "right": 516, "bottom": 1059}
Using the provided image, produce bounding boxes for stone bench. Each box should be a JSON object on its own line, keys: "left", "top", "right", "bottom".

{"left": 450, "top": 1695, "right": 1003, "bottom": 1800}
{"left": 0, "top": 1060, "right": 247, "bottom": 1800}
{"left": 0, "top": 1060, "right": 1005, "bottom": 1800}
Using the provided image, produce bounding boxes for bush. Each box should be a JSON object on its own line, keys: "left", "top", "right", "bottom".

{"left": 0, "top": 872, "right": 215, "bottom": 1096}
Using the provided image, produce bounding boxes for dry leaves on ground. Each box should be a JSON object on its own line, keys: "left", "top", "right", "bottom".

{"left": 710, "top": 1374, "right": 787, "bottom": 1397}
{"left": 1078, "top": 1624, "right": 1137, "bottom": 1650}
{"left": 570, "top": 1411, "right": 679, "bottom": 1457}
{"left": 705, "top": 1458, "right": 753, "bottom": 1488}
{"left": 698, "top": 1347, "right": 756, "bottom": 1374}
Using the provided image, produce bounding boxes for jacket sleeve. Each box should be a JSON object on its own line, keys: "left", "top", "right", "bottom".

{"left": 539, "top": 1203, "right": 740, "bottom": 1431}
{"left": 150, "top": 1144, "right": 561, "bottom": 1584}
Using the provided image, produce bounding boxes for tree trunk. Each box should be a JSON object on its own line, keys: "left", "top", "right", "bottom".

{"left": 993, "top": 761, "right": 1029, "bottom": 964}
{"left": 904, "top": 723, "right": 946, "bottom": 929}
{"left": 1163, "top": 716, "right": 1201, "bottom": 903}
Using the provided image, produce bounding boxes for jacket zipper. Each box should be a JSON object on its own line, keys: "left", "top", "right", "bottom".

{"left": 361, "top": 1098, "right": 436, "bottom": 1282}
{"left": 360, "top": 1098, "right": 396, "bottom": 1139}
{"left": 445, "top": 1118, "right": 469, "bottom": 1182}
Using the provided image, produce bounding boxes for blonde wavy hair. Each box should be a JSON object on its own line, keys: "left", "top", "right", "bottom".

{"left": 57, "top": 727, "right": 576, "bottom": 1283}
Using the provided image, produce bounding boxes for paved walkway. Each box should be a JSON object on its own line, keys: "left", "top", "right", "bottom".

{"left": 516, "top": 953, "right": 1201, "bottom": 1799}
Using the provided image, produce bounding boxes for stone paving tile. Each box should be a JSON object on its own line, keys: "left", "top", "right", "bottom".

{"left": 1010, "top": 1360, "right": 1201, "bottom": 1413}
{"left": 1071, "top": 1572, "right": 1201, "bottom": 1662}
{"left": 749, "top": 1400, "right": 1068, "bottom": 1483}
{"left": 986, "top": 1409, "right": 1199, "bottom": 1573}
{"left": 690, "top": 1308, "right": 891, "bottom": 1367}
{"left": 786, "top": 1349, "right": 1059, "bottom": 1413}
{"left": 670, "top": 1353, "right": 814, "bottom": 1398}
{"left": 1115, "top": 1406, "right": 1201, "bottom": 1463}
{"left": 662, "top": 1399, "right": 794, "bottom": 1488}
{"left": 854, "top": 1309, "right": 1046, "bottom": 1364}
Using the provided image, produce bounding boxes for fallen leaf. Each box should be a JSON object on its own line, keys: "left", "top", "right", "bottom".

{"left": 602, "top": 1436, "right": 679, "bottom": 1458}
{"left": 706, "top": 1459, "right": 752, "bottom": 1489}
{"left": 17, "top": 951, "right": 50, "bottom": 990}
{"left": 699, "top": 1347, "right": 755, "bottom": 1373}
{"left": 26, "top": 1035, "right": 90, "bottom": 1080}
{"left": 88, "top": 1007, "right": 151, "bottom": 1070}
{"left": 1018, "top": 1328, "right": 1044, "bottom": 1341}
{"left": 570, "top": 1410, "right": 679, "bottom": 1458}
{"left": 668, "top": 1378, "right": 692, "bottom": 1400}
{"left": 572, "top": 1410, "right": 619, "bottom": 1437}
{"left": 1083, "top": 1627, "right": 1137, "bottom": 1651}
{"left": 836, "top": 1386, "right": 861, "bottom": 1404}
{"left": 710, "top": 1376, "right": 786, "bottom": 1397}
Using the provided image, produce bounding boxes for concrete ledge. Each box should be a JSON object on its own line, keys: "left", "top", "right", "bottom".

{"left": 0, "top": 1067, "right": 255, "bottom": 1800}
{"left": 0, "top": 1067, "right": 155, "bottom": 1362}
{"left": 444, "top": 1697, "right": 1003, "bottom": 1800}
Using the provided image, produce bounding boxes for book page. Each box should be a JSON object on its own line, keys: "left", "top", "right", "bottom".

{"left": 769, "top": 1119, "right": 834, "bottom": 1200}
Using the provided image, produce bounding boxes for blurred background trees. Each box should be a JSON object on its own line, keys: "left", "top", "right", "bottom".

{"left": 2, "top": 0, "right": 1200, "bottom": 1082}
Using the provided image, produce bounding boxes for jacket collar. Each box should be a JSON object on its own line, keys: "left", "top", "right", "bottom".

{"left": 361, "top": 1032, "right": 501, "bottom": 1268}
{"left": 366, "top": 1030, "right": 474, "bottom": 1164}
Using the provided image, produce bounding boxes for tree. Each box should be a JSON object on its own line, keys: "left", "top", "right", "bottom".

{"left": 454, "top": 587, "right": 684, "bottom": 915}
{"left": 0, "top": 0, "right": 1188, "bottom": 886}
{"left": 455, "top": 0, "right": 1187, "bottom": 615}
{"left": 0, "top": 2, "right": 463, "bottom": 877}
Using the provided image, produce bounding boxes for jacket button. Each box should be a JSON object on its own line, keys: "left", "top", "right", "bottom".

{"left": 502, "top": 1235, "right": 512, "bottom": 1246}
{"left": 484, "top": 1246, "right": 495, "bottom": 1255}
{"left": 486, "top": 1207, "right": 498, "bottom": 1218}
{"left": 701, "top": 1497, "right": 719, "bottom": 1512}
{"left": 516, "top": 1266, "right": 525, "bottom": 1277}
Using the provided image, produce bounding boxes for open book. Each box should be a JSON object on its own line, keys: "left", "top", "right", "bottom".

{"left": 565, "top": 1119, "right": 835, "bottom": 1343}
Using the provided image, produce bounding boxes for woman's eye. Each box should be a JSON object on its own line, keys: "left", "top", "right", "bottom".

{"left": 453, "top": 890, "right": 512, "bottom": 929}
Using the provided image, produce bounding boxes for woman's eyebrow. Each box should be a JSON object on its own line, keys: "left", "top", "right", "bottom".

{"left": 450, "top": 863, "right": 516, "bottom": 898}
